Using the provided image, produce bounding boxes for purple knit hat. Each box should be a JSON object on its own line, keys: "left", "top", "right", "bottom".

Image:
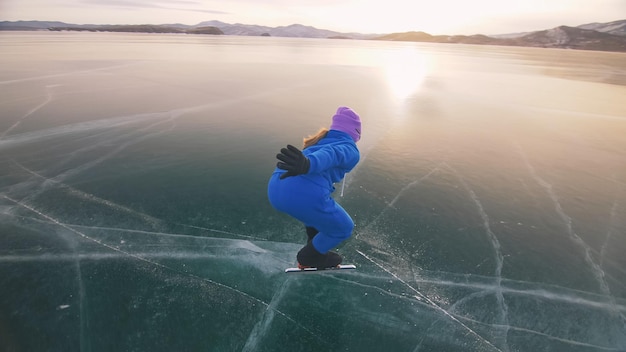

{"left": 330, "top": 106, "right": 361, "bottom": 142}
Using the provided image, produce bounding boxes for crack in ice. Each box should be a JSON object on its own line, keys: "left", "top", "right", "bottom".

{"left": 1, "top": 195, "right": 322, "bottom": 342}
{"left": 518, "top": 145, "right": 626, "bottom": 332}
{"left": 444, "top": 162, "right": 510, "bottom": 351}
{"left": 0, "top": 84, "right": 57, "bottom": 139}
{"left": 9, "top": 160, "right": 164, "bottom": 229}
{"left": 356, "top": 249, "right": 503, "bottom": 352}
{"left": 517, "top": 148, "right": 617, "bottom": 295}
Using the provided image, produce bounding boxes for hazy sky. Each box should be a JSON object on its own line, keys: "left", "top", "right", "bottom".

{"left": 2, "top": 0, "right": 624, "bottom": 35}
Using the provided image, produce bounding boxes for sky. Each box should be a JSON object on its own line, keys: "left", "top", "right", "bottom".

{"left": 1, "top": 0, "right": 624, "bottom": 35}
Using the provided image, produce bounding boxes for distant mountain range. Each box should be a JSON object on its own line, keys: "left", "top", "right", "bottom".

{"left": 187, "top": 20, "right": 373, "bottom": 39}
{"left": 377, "top": 21, "right": 626, "bottom": 52}
{"left": 0, "top": 20, "right": 375, "bottom": 39}
{"left": 1, "top": 19, "right": 625, "bottom": 52}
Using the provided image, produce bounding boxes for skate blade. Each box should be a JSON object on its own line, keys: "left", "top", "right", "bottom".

{"left": 285, "top": 264, "right": 356, "bottom": 273}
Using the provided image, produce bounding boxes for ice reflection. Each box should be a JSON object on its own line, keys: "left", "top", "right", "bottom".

{"left": 384, "top": 47, "right": 428, "bottom": 101}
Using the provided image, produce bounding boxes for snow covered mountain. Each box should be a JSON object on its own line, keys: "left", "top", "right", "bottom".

{"left": 577, "top": 19, "right": 626, "bottom": 36}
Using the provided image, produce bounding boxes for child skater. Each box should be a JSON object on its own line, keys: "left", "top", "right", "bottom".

{"left": 268, "top": 106, "right": 361, "bottom": 269}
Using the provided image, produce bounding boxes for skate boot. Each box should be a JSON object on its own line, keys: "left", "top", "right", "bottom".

{"left": 297, "top": 242, "right": 342, "bottom": 269}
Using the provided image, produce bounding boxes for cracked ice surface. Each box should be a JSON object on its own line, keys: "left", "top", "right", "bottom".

{"left": 1, "top": 32, "right": 626, "bottom": 352}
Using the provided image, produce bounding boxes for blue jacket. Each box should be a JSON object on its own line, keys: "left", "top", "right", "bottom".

{"left": 276, "top": 130, "right": 360, "bottom": 190}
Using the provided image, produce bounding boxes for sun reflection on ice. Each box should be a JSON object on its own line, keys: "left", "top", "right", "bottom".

{"left": 384, "top": 47, "right": 429, "bottom": 101}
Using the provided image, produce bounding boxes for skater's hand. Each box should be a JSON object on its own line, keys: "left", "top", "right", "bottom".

{"left": 277, "top": 144, "right": 310, "bottom": 179}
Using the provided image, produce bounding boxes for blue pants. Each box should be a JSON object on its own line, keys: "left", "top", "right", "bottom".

{"left": 267, "top": 172, "right": 354, "bottom": 253}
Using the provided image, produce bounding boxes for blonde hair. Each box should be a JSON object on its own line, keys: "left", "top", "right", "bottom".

{"left": 303, "top": 128, "right": 329, "bottom": 149}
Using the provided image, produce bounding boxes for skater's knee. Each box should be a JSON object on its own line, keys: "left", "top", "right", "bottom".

{"left": 334, "top": 218, "right": 354, "bottom": 240}
{"left": 343, "top": 216, "right": 355, "bottom": 234}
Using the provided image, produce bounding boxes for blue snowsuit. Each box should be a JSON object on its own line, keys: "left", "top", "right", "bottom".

{"left": 268, "top": 130, "right": 360, "bottom": 253}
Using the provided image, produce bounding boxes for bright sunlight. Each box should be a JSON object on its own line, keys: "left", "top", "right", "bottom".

{"left": 384, "top": 47, "right": 429, "bottom": 101}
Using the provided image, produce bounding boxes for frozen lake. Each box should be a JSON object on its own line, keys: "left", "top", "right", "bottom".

{"left": 1, "top": 32, "right": 626, "bottom": 351}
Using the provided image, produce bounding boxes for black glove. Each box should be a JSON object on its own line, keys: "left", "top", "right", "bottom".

{"left": 276, "top": 144, "right": 310, "bottom": 179}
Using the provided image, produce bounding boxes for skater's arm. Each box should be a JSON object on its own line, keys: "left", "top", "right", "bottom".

{"left": 307, "top": 144, "right": 359, "bottom": 174}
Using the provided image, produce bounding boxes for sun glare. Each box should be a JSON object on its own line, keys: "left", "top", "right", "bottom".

{"left": 384, "top": 47, "right": 428, "bottom": 101}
